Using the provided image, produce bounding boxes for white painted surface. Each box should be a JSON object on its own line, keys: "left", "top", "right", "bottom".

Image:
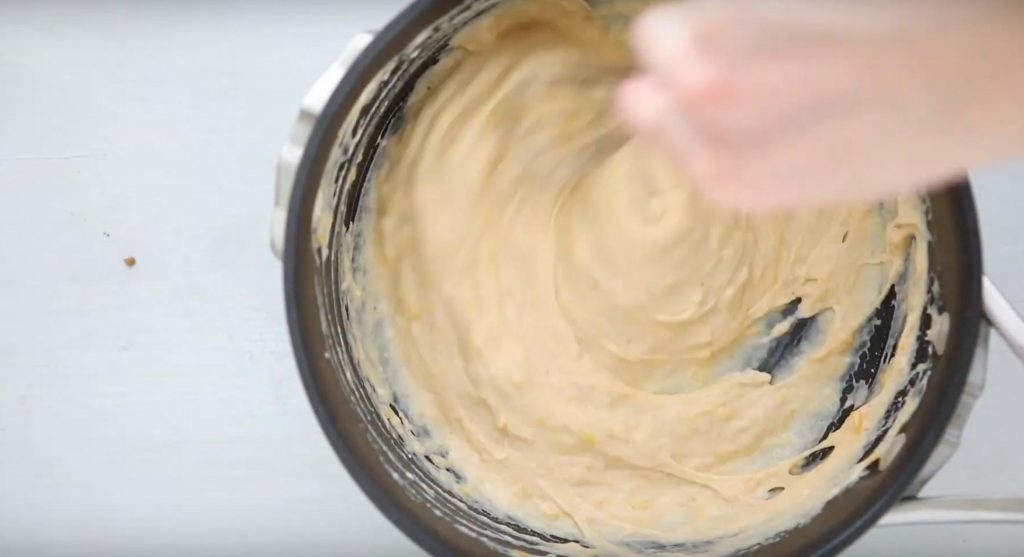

{"left": 1, "top": 2, "right": 1022, "bottom": 556}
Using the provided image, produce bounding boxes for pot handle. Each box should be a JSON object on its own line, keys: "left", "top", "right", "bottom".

{"left": 879, "top": 275, "right": 1024, "bottom": 526}
{"left": 879, "top": 497, "right": 1024, "bottom": 526}
{"left": 983, "top": 275, "right": 1024, "bottom": 362}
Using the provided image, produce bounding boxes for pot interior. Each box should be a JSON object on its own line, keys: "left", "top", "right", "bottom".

{"left": 285, "top": 1, "right": 983, "bottom": 555}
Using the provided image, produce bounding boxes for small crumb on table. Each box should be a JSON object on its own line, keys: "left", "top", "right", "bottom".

{"left": 123, "top": 256, "right": 136, "bottom": 268}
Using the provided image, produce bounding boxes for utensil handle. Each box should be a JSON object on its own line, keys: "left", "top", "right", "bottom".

{"left": 879, "top": 276, "right": 1024, "bottom": 526}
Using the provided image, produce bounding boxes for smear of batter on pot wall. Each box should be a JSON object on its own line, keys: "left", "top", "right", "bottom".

{"left": 345, "top": 0, "right": 941, "bottom": 554}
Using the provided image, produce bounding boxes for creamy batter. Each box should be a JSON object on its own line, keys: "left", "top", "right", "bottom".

{"left": 350, "top": 1, "right": 935, "bottom": 554}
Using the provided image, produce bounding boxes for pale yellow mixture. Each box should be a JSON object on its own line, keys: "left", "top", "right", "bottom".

{"left": 352, "top": 0, "right": 935, "bottom": 555}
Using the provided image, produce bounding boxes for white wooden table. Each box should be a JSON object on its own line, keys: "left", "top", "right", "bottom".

{"left": 2, "top": 2, "right": 1023, "bottom": 555}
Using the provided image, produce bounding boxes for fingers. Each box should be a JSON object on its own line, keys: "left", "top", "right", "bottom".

{"left": 617, "top": 2, "right": 760, "bottom": 210}
{"left": 615, "top": 1, "right": 985, "bottom": 212}
{"left": 616, "top": 75, "right": 693, "bottom": 156}
{"left": 616, "top": 1, "right": 844, "bottom": 212}
{"left": 629, "top": 2, "right": 721, "bottom": 97}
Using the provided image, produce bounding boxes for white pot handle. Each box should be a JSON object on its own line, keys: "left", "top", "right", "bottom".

{"left": 881, "top": 497, "right": 1024, "bottom": 526}
{"left": 879, "top": 275, "right": 1024, "bottom": 526}
{"left": 983, "top": 276, "right": 1024, "bottom": 363}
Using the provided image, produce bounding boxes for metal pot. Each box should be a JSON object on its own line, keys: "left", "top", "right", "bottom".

{"left": 270, "top": 1, "right": 1024, "bottom": 554}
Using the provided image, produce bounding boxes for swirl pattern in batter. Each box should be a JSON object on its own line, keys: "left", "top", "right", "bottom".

{"left": 351, "top": 1, "right": 935, "bottom": 554}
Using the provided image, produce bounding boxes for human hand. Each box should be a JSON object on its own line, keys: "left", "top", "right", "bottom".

{"left": 617, "top": 0, "right": 1024, "bottom": 211}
